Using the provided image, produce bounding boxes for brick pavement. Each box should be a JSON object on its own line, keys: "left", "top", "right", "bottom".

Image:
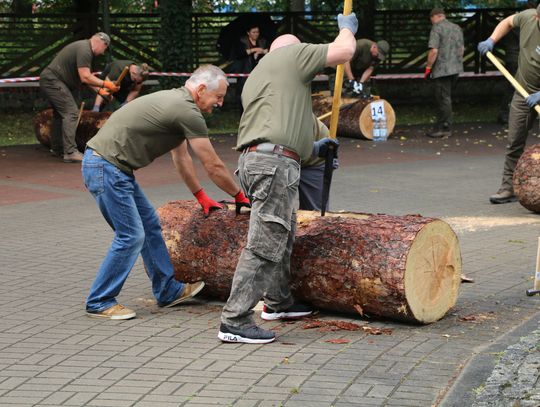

{"left": 1, "top": 123, "right": 539, "bottom": 406}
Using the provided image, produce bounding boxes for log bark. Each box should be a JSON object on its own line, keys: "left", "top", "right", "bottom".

{"left": 513, "top": 143, "right": 540, "bottom": 213}
{"left": 312, "top": 95, "right": 396, "bottom": 140}
{"left": 33, "top": 108, "right": 111, "bottom": 152}
{"left": 158, "top": 201, "right": 462, "bottom": 324}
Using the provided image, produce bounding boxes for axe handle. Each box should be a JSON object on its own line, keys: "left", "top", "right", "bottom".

{"left": 486, "top": 51, "right": 540, "bottom": 115}
{"left": 535, "top": 237, "right": 540, "bottom": 291}
{"left": 115, "top": 66, "right": 130, "bottom": 86}
{"left": 328, "top": 0, "right": 353, "bottom": 139}
{"left": 76, "top": 101, "right": 85, "bottom": 128}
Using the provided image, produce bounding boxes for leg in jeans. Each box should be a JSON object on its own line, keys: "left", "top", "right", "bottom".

{"left": 221, "top": 152, "right": 300, "bottom": 328}
{"left": 135, "top": 183, "right": 184, "bottom": 305}
{"left": 500, "top": 92, "right": 533, "bottom": 192}
{"left": 83, "top": 149, "right": 145, "bottom": 312}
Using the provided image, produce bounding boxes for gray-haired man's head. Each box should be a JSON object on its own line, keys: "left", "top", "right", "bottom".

{"left": 185, "top": 65, "right": 228, "bottom": 113}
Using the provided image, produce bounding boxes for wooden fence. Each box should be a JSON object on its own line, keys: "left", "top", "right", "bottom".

{"left": 0, "top": 8, "right": 519, "bottom": 79}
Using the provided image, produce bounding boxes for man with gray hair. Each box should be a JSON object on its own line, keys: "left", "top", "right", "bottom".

{"left": 40, "top": 32, "right": 120, "bottom": 163}
{"left": 82, "top": 64, "right": 250, "bottom": 320}
{"left": 478, "top": 4, "right": 540, "bottom": 204}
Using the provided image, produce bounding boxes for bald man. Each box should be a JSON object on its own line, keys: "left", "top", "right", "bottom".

{"left": 218, "top": 14, "right": 358, "bottom": 344}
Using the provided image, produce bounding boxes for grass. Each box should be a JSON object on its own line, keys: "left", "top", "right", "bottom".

{"left": 0, "top": 99, "right": 500, "bottom": 147}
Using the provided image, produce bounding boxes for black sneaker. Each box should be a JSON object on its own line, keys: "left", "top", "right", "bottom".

{"left": 261, "top": 303, "right": 313, "bottom": 321}
{"left": 218, "top": 323, "right": 275, "bottom": 344}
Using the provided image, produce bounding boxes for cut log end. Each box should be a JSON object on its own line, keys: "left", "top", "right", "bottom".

{"left": 405, "top": 220, "right": 461, "bottom": 323}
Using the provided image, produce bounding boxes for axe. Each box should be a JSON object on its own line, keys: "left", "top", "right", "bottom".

{"left": 115, "top": 65, "right": 130, "bottom": 87}
{"left": 526, "top": 237, "right": 540, "bottom": 296}
{"left": 321, "top": 0, "right": 353, "bottom": 216}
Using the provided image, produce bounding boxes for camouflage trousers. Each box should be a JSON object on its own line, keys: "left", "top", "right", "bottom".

{"left": 221, "top": 150, "right": 300, "bottom": 328}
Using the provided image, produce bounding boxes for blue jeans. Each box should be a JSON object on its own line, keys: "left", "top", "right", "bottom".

{"left": 82, "top": 148, "right": 184, "bottom": 312}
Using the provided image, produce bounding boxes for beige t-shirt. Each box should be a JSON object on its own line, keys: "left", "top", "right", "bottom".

{"left": 44, "top": 40, "right": 93, "bottom": 90}
{"left": 236, "top": 42, "right": 329, "bottom": 161}
{"left": 87, "top": 87, "right": 208, "bottom": 173}
{"left": 513, "top": 9, "right": 540, "bottom": 92}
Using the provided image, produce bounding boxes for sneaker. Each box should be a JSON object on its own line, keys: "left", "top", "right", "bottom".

{"left": 261, "top": 303, "right": 313, "bottom": 321}
{"left": 63, "top": 150, "right": 83, "bottom": 163}
{"left": 86, "top": 304, "right": 136, "bottom": 320}
{"left": 426, "top": 129, "right": 451, "bottom": 138}
{"left": 161, "top": 281, "right": 205, "bottom": 308}
{"left": 218, "top": 323, "right": 275, "bottom": 344}
{"left": 489, "top": 189, "right": 517, "bottom": 204}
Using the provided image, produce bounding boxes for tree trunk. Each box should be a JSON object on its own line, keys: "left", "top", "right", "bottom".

{"left": 513, "top": 143, "right": 540, "bottom": 213}
{"left": 312, "top": 95, "right": 395, "bottom": 140}
{"left": 158, "top": 201, "right": 462, "bottom": 324}
{"left": 33, "top": 108, "right": 111, "bottom": 152}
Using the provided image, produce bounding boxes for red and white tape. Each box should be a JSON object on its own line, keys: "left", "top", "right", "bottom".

{"left": 0, "top": 70, "right": 502, "bottom": 84}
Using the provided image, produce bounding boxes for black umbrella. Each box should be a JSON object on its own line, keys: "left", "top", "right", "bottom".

{"left": 216, "top": 14, "right": 277, "bottom": 61}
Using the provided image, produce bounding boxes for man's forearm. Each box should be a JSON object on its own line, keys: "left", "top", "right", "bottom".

{"left": 204, "top": 161, "right": 240, "bottom": 196}
{"left": 426, "top": 49, "right": 438, "bottom": 68}
{"left": 360, "top": 67, "right": 374, "bottom": 83}
{"left": 489, "top": 15, "right": 514, "bottom": 43}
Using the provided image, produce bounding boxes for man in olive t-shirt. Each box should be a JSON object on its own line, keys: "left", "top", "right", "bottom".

{"left": 82, "top": 65, "right": 250, "bottom": 320}
{"left": 92, "top": 60, "right": 149, "bottom": 112}
{"left": 39, "top": 32, "right": 119, "bottom": 163}
{"left": 218, "top": 13, "right": 358, "bottom": 345}
{"left": 478, "top": 5, "right": 540, "bottom": 204}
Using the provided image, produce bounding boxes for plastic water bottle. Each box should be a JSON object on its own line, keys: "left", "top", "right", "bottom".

{"left": 373, "top": 118, "right": 387, "bottom": 142}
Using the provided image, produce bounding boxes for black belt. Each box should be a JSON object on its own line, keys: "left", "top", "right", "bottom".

{"left": 245, "top": 143, "right": 300, "bottom": 163}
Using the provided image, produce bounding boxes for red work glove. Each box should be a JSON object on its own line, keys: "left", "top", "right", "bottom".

{"left": 234, "top": 190, "right": 251, "bottom": 215}
{"left": 424, "top": 67, "right": 432, "bottom": 79}
{"left": 193, "top": 188, "right": 223, "bottom": 217}
{"left": 102, "top": 80, "right": 120, "bottom": 93}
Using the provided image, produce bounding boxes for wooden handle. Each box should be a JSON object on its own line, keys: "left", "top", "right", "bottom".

{"left": 534, "top": 237, "right": 540, "bottom": 290}
{"left": 329, "top": 0, "right": 353, "bottom": 139}
{"left": 75, "top": 101, "right": 85, "bottom": 128}
{"left": 115, "top": 66, "right": 130, "bottom": 86}
{"left": 486, "top": 51, "right": 540, "bottom": 115}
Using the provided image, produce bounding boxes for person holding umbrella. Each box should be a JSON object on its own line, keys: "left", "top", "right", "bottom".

{"left": 218, "top": 13, "right": 358, "bottom": 344}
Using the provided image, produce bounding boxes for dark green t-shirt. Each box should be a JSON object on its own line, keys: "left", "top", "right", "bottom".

{"left": 350, "top": 39, "right": 378, "bottom": 77}
{"left": 44, "top": 40, "right": 93, "bottom": 90}
{"left": 236, "top": 43, "right": 329, "bottom": 161}
{"left": 87, "top": 87, "right": 208, "bottom": 173}
{"left": 513, "top": 9, "right": 540, "bottom": 92}
{"left": 101, "top": 60, "right": 135, "bottom": 103}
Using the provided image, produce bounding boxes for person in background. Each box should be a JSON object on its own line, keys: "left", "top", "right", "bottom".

{"left": 229, "top": 25, "right": 269, "bottom": 108}
{"left": 424, "top": 8, "right": 464, "bottom": 138}
{"left": 92, "top": 60, "right": 149, "bottom": 112}
{"left": 39, "top": 32, "right": 119, "bottom": 163}
{"left": 82, "top": 65, "right": 250, "bottom": 320}
{"left": 342, "top": 38, "right": 389, "bottom": 98}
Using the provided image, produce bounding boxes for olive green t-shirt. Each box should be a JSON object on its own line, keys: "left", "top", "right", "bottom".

{"left": 236, "top": 42, "right": 329, "bottom": 161}
{"left": 350, "top": 39, "right": 378, "bottom": 77}
{"left": 87, "top": 87, "right": 208, "bottom": 173}
{"left": 104, "top": 60, "right": 134, "bottom": 80}
{"left": 301, "top": 116, "right": 329, "bottom": 168}
{"left": 44, "top": 40, "right": 93, "bottom": 90}
{"left": 513, "top": 9, "right": 540, "bottom": 92}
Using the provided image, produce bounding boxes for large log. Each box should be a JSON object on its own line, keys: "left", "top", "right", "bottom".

{"left": 513, "top": 143, "right": 540, "bottom": 213}
{"left": 158, "top": 201, "right": 461, "bottom": 324}
{"left": 33, "top": 108, "right": 111, "bottom": 152}
{"left": 312, "top": 95, "right": 396, "bottom": 140}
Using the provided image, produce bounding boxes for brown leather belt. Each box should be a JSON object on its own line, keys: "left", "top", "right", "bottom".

{"left": 246, "top": 143, "right": 300, "bottom": 163}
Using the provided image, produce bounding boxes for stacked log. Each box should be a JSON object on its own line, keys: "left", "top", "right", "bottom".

{"left": 312, "top": 95, "right": 396, "bottom": 140}
{"left": 513, "top": 143, "right": 540, "bottom": 213}
{"left": 33, "top": 108, "right": 111, "bottom": 152}
{"left": 157, "top": 201, "right": 462, "bottom": 324}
